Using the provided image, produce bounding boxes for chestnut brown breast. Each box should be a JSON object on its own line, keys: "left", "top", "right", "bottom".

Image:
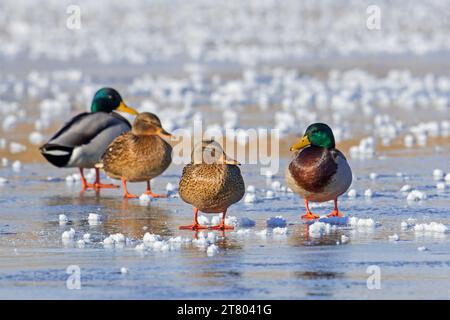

{"left": 288, "top": 146, "right": 337, "bottom": 193}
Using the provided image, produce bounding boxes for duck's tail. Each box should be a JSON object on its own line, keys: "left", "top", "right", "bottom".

{"left": 39, "top": 143, "right": 73, "bottom": 168}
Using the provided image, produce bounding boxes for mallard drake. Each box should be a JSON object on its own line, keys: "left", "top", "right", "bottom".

{"left": 179, "top": 140, "right": 245, "bottom": 231}
{"left": 40, "top": 87, "right": 138, "bottom": 191}
{"left": 100, "top": 112, "right": 172, "bottom": 198}
{"left": 285, "top": 123, "right": 352, "bottom": 220}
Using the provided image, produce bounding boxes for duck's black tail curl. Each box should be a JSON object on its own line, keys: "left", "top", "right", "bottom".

{"left": 39, "top": 143, "right": 73, "bottom": 168}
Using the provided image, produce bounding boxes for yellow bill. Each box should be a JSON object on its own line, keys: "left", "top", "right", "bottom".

{"left": 117, "top": 101, "right": 139, "bottom": 115}
{"left": 290, "top": 135, "right": 311, "bottom": 151}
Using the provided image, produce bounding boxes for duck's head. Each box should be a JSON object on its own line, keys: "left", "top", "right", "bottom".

{"left": 91, "top": 87, "right": 138, "bottom": 115}
{"left": 191, "top": 140, "right": 240, "bottom": 165}
{"left": 290, "top": 123, "right": 335, "bottom": 151}
{"left": 132, "top": 112, "right": 172, "bottom": 138}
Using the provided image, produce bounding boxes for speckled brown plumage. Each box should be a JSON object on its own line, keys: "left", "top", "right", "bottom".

{"left": 102, "top": 132, "right": 172, "bottom": 182}
{"left": 288, "top": 146, "right": 337, "bottom": 193}
{"left": 179, "top": 163, "right": 245, "bottom": 213}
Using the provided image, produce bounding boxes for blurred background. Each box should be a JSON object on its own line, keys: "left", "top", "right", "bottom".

{"left": 0, "top": 0, "right": 449, "bottom": 164}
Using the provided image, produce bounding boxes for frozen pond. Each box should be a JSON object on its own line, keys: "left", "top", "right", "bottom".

{"left": 1, "top": 153, "right": 450, "bottom": 299}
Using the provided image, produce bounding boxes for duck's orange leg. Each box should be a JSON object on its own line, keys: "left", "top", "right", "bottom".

{"left": 179, "top": 207, "right": 208, "bottom": 230}
{"left": 327, "top": 198, "right": 344, "bottom": 218}
{"left": 144, "top": 181, "right": 167, "bottom": 198}
{"left": 93, "top": 168, "right": 119, "bottom": 189}
{"left": 122, "top": 177, "right": 138, "bottom": 198}
{"left": 209, "top": 209, "right": 234, "bottom": 230}
{"left": 79, "top": 168, "right": 94, "bottom": 191}
{"left": 301, "top": 198, "right": 320, "bottom": 220}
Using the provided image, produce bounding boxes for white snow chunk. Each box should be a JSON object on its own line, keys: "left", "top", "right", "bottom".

{"left": 388, "top": 234, "right": 399, "bottom": 241}
{"left": 256, "top": 229, "right": 268, "bottom": 237}
{"left": 414, "top": 222, "right": 448, "bottom": 233}
{"left": 433, "top": 169, "right": 445, "bottom": 180}
{"left": 244, "top": 193, "right": 258, "bottom": 203}
{"left": 436, "top": 182, "right": 446, "bottom": 190}
{"left": 139, "top": 193, "right": 153, "bottom": 204}
{"left": 82, "top": 233, "right": 91, "bottom": 242}
{"left": 12, "top": 160, "right": 22, "bottom": 172}
{"left": 29, "top": 131, "right": 45, "bottom": 145}
{"left": 266, "top": 216, "right": 287, "bottom": 228}
{"left": 347, "top": 189, "right": 357, "bottom": 198}
{"left": 166, "top": 182, "right": 177, "bottom": 192}
{"left": 400, "top": 184, "right": 412, "bottom": 192}
{"left": 308, "top": 222, "right": 332, "bottom": 237}
{"left": 341, "top": 235, "right": 349, "bottom": 244}
{"left": 197, "top": 215, "right": 210, "bottom": 225}
{"left": 364, "top": 189, "right": 374, "bottom": 198}
{"left": 110, "top": 233, "right": 126, "bottom": 243}
{"left": 445, "top": 173, "right": 450, "bottom": 182}
{"left": 271, "top": 180, "right": 281, "bottom": 191}
{"left": 143, "top": 233, "right": 162, "bottom": 243}
{"left": 58, "top": 214, "right": 69, "bottom": 225}
{"left": 206, "top": 244, "right": 219, "bottom": 256}
{"left": 273, "top": 227, "right": 288, "bottom": 235}
{"left": 349, "top": 217, "right": 375, "bottom": 228}
{"left": 417, "top": 246, "right": 429, "bottom": 252}
{"left": 246, "top": 185, "right": 256, "bottom": 193}
{"left": 88, "top": 213, "right": 102, "bottom": 225}
{"left": 120, "top": 267, "right": 129, "bottom": 274}
{"left": 62, "top": 228, "right": 75, "bottom": 240}
{"left": 265, "top": 190, "right": 276, "bottom": 199}
{"left": 406, "top": 190, "right": 427, "bottom": 201}
{"left": 135, "top": 243, "right": 146, "bottom": 251}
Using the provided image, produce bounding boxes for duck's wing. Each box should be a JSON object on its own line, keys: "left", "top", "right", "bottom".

{"left": 100, "top": 132, "right": 137, "bottom": 176}
{"left": 40, "top": 112, "right": 131, "bottom": 168}
{"left": 330, "top": 149, "right": 347, "bottom": 161}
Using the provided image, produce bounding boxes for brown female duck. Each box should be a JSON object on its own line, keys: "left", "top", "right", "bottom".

{"left": 100, "top": 112, "right": 172, "bottom": 198}
{"left": 179, "top": 140, "right": 245, "bottom": 230}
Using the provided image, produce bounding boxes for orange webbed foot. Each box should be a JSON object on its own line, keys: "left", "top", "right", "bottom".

{"left": 327, "top": 210, "right": 344, "bottom": 218}
{"left": 179, "top": 224, "right": 208, "bottom": 231}
{"left": 94, "top": 183, "right": 119, "bottom": 189}
{"left": 123, "top": 192, "right": 139, "bottom": 199}
{"left": 301, "top": 212, "right": 320, "bottom": 220}
{"left": 209, "top": 224, "right": 234, "bottom": 231}
{"left": 144, "top": 191, "right": 168, "bottom": 198}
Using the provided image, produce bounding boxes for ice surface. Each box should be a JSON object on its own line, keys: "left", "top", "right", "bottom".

{"left": 237, "top": 217, "right": 256, "bottom": 228}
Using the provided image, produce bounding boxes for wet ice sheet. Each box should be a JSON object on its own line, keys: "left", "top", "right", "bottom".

{"left": 1, "top": 154, "right": 450, "bottom": 299}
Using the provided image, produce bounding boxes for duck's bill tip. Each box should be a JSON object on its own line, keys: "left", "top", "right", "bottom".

{"left": 117, "top": 102, "right": 139, "bottom": 115}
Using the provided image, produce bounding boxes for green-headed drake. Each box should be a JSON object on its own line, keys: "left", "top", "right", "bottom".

{"left": 40, "top": 87, "right": 138, "bottom": 191}
{"left": 285, "top": 123, "right": 352, "bottom": 220}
